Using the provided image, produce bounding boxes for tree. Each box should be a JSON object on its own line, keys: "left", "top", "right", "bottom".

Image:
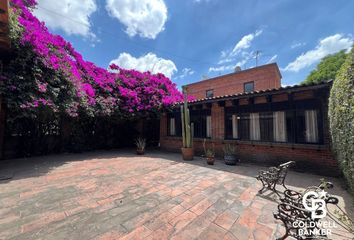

{"left": 1, "top": 0, "right": 185, "bottom": 119}
{"left": 303, "top": 50, "right": 348, "bottom": 84}
{"left": 328, "top": 46, "right": 354, "bottom": 193}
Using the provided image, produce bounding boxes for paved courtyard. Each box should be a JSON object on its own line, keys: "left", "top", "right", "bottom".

{"left": 0, "top": 151, "right": 353, "bottom": 240}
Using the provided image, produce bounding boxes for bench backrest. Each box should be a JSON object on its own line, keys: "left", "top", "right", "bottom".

{"left": 277, "top": 161, "right": 295, "bottom": 183}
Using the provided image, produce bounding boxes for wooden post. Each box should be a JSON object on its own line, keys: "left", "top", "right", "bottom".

{"left": 0, "top": 0, "right": 11, "bottom": 53}
{"left": 0, "top": 98, "right": 5, "bottom": 159}
{"left": 0, "top": 0, "right": 10, "bottom": 159}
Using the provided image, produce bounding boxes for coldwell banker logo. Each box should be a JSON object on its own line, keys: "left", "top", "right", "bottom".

{"left": 303, "top": 190, "right": 327, "bottom": 219}
{"left": 293, "top": 190, "right": 337, "bottom": 238}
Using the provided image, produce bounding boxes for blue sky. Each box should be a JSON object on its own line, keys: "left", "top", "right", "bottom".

{"left": 33, "top": 0, "right": 354, "bottom": 87}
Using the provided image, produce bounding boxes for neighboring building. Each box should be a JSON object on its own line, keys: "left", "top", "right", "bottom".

{"left": 185, "top": 63, "right": 281, "bottom": 99}
{"left": 159, "top": 64, "right": 339, "bottom": 176}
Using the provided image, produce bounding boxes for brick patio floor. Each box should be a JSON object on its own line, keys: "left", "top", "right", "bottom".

{"left": 0, "top": 151, "right": 353, "bottom": 240}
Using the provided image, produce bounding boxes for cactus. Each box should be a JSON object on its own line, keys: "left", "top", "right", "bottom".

{"left": 181, "top": 87, "right": 192, "bottom": 148}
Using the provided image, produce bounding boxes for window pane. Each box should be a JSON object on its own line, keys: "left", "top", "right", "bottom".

{"left": 232, "top": 115, "right": 238, "bottom": 139}
{"left": 225, "top": 114, "right": 233, "bottom": 139}
{"left": 250, "top": 113, "right": 260, "bottom": 140}
{"left": 295, "top": 110, "right": 306, "bottom": 143}
{"left": 206, "top": 90, "right": 214, "bottom": 98}
{"left": 175, "top": 115, "right": 182, "bottom": 136}
{"left": 260, "top": 112, "right": 273, "bottom": 142}
{"left": 167, "top": 113, "right": 182, "bottom": 136}
{"left": 191, "top": 122, "right": 194, "bottom": 138}
{"left": 206, "top": 116, "right": 212, "bottom": 138}
{"left": 273, "top": 111, "right": 286, "bottom": 142}
{"left": 169, "top": 118, "right": 176, "bottom": 136}
{"left": 305, "top": 110, "right": 319, "bottom": 143}
{"left": 190, "top": 110, "right": 210, "bottom": 138}
{"left": 239, "top": 113, "right": 250, "bottom": 140}
{"left": 244, "top": 82, "right": 254, "bottom": 93}
{"left": 286, "top": 111, "right": 295, "bottom": 143}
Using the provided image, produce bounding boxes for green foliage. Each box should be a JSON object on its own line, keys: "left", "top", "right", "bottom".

{"left": 135, "top": 137, "right": 146, "bottom": 150}
{"left": 223, "top": 144, "right": 236, "bottom": 155}
{"left": 328, "top": 46, "right": 354, "bottom": 193}
{"left": 304, "top": 50, "right": 348, "bottom": 84}
{"left": 203, "top": 139, "right": 215, "bottom": 158}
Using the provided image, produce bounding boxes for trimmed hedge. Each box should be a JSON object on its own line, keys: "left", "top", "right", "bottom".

{"left": 329, "top": 46, "right": 354, "bottom": 193}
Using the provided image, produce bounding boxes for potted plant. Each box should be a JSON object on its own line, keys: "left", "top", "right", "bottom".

{"left": 180, "top": 87, "right": 194, "bottom": 160}
{"left": 203, "top": 139, "right": 215, "bottom": 165}
{"left": 135, "top": 137, "right": 146, "bottom": 155}
{"left": 223, "top": 144, "right": 238, "bottom": 165}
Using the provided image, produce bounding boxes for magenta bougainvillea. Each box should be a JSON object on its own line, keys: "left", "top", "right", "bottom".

{"left": 1, "top": 0, "right": 188, "bottom": 118}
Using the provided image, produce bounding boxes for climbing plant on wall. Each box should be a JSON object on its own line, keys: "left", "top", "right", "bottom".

{"left": 0, "top": 0, "right": 186, "bottom": 121}
{"left": 329, "top": 46, "right": 354, "bottom": 193}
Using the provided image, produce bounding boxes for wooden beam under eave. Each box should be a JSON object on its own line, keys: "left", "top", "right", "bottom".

{"left": 218, "top": 101, "right": 225, "bottom": 107}
{"left": 195, "top": 104, "right": 203, "bottom": 110}
{"left": 232, "top": 99, "right": 239, "bottom": 106}
{"left": 266, "top": 95, "right": 272, "bottom": 103}
{"left": 204, "top": 103, "right": 212, "bottom": 109}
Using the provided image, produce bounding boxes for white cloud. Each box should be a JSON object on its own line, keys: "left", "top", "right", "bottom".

{"left": 211, "top": 50, "right": 252, "bottom": 73}
{"left": 231, "top": 29, "right": 263, "bottom": 56}
{"left": 266, "top": 54, "right": 278, "bottom": 64}
{"left": 193, "top": 0, "right": 211, "bottom": 3}
{"left": 217, "top": 57, "right": 234, "bottom": 65}
{"left": 33, "top": 0, "right": 97, "bottom": 38}
{"left": 175, "top": 68, "right": 195, "bottom": 79}
{"left": 214, "top": 29, "right": 263, "bottom": 71}
{"left": 209, "top": 64, "right": 235, "bottom": 73}
{"left": 110, "top": 52, "right": 177, "bottom": 78}
{"left": 291, "top": 42, "right": 306, "bottom": 49}
{"left": 207, "top": 29, "right": 263, "bottom": 74}
{"left": 106, "top": 0, "right": 167, "bottom": 39}
{"left": 284, "top": 34, "right": 353, "bottom": 72}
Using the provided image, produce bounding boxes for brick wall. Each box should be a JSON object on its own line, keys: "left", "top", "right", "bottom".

{"left": 185, "top": 63, "right": 281, "bottom": 99}
{"left": 160, "top": 136, "right": 338, "bottom": 176}
{"left": 160, "top": 88, "right": 340, "bottom": 177}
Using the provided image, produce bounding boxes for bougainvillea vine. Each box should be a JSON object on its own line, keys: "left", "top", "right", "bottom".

{"left": 0, "top": 0, "right": 189, "bottom": 119}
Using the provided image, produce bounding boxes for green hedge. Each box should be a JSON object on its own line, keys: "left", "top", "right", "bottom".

{"left": 329, "top": 46, "right": 354, "bottom": 193}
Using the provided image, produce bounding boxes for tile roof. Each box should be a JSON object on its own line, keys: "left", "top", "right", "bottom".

{"left": 180, "top": 80, "right": 332, "bottom": 105}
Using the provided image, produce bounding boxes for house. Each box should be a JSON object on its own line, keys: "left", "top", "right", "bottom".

{"left": 159, "top": 63, "right": 339, "bottom": 176}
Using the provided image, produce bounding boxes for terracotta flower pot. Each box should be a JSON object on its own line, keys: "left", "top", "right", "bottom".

{"left": 206, "top": 157, "right": 215, "bottom": 165}
{"left": 136, "top": 149, "right": 145, "bottom": 155}
{"left": 181, "top": 147, "right": 194, "bottom": 161}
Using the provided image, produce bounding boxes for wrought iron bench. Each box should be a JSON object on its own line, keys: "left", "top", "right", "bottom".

{"left": 273, "top": 182, "right": 340, "bottom": 240}
{"left": 256, "top": 161, "right": 295, "bottom": 195}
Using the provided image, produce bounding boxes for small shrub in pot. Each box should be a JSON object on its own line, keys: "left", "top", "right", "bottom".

{"left": 135, "top": 137, "right": 146, "bottom": 155}
{"left": 203, "top": 139, "right": 215, "bottom": 165}
{"left": 223, "top": 144, "right": 238, "bottom": 165}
